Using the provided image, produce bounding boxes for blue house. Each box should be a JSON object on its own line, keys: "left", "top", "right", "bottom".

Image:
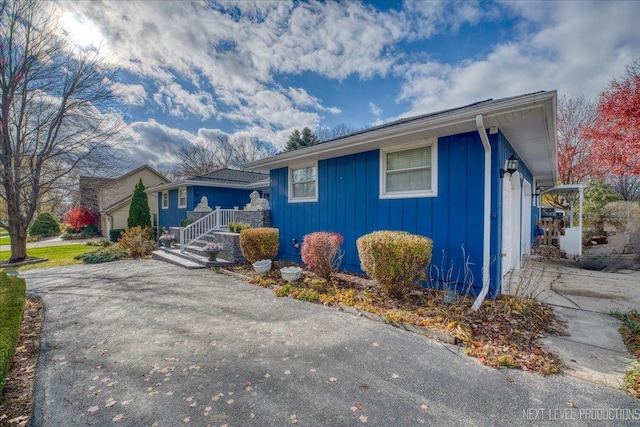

{"left": 152, "top": 168, "right": 269, "bottom": 229}
{"left": 245, "top": 91, "right": 558, "bottom": 301}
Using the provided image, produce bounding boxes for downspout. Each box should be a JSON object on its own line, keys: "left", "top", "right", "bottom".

{"left": 472, "top": 115, "right": 492, "bottom": 310}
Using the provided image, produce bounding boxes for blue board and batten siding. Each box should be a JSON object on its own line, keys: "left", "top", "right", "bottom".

{"left": 157, "top": 186, "right": 263, "bottom": 229}
{"left": 271, "top": 130, "right": 500, "bottom": 295}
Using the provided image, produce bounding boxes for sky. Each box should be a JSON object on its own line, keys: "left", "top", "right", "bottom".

{"left": 55, "top": 0, "right": 640, "bottom": 173}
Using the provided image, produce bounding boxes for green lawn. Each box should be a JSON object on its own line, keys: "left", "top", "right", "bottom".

{"left": 0, "top": 230, "right": 9, "bottom": 246}
{"left": 0, "top": 244, "right": 91, "bottom": 271}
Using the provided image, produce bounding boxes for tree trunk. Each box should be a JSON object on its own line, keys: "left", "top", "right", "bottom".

{"left": 8, "top": 224, "right": 28, "bottom": 263}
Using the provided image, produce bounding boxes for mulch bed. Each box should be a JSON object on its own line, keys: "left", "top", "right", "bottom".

{"left": 0, "top": 299, "right": 42, "bottom": 426}
{"left": 221, "top": 261, "right": 565, "bottom": 375}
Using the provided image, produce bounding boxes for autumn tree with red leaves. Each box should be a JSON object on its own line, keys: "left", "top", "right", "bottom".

{"left": 63, "top": 208, "right": 97, "bottom": 233}
{"left": 582, "top": 59, "right": 640, "bottom": 175}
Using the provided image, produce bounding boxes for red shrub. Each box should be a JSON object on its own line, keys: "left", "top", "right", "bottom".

{"left": 300, "top": 232, "right": 344, "bottom": 280}
{"left": 63, "top": 207, "right": 96, "bottom": 232}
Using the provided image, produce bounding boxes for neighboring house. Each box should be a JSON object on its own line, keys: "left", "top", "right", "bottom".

{"left": 80, "top": 165, "right": 169, "bottom": 235}
{"left": 152, "top": 168, "right": 269, "bottom": 229}
{"left": 245, "top": 91, "right": 558, "bottom": 298}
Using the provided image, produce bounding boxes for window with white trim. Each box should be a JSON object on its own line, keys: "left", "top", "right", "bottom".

{"left": 380, "top": 140, "right": 437, "bottom": 198}
{"left": 161, "top": 191, "right": 169, "bottom": 209}
{"left": 178, "top": 187, "right": 187, "bottom": 208}
{"left": 289, "top": 164, "right": 317, "bottom": 202}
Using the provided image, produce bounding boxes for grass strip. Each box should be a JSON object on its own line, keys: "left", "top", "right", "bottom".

{"left": 0, "top": 272, "right": 26, "bottom": 395}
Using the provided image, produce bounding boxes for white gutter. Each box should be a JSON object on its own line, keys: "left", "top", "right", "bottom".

{"left": 472, "top": 115, "right": 492, "bottom": 310}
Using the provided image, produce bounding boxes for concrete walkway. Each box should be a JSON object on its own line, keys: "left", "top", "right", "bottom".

{"left": 22, "top": 261, "right": 640, "bottom": 426}
{"left": 522, "top": 233, "right": 640, "bottom": 389}
{"left": 0, "top": 235, "right": 104, "bottom": 252}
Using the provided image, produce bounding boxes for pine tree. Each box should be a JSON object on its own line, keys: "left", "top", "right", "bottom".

{"left": 284, "top": 127, "right": 320, "bottom": 152}
{"left": 127, "top": 179, "right": 152, "bottom": 228}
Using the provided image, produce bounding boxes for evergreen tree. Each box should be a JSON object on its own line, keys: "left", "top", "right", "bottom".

{"left": 127, "top": 179, "right": 152, "bottom": 228}
{"left": 284, "top": 127, "right": 320, "bottom": 152}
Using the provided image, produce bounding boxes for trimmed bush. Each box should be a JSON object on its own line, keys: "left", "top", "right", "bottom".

{"left": 0, "top": 273, "right": 26, "bottom": 395}
{"left": 239, "top": 227, "right": 279, "bottom": 263}
{"left": 117, "top": 226, "right": 157, "bottom": 259}
{"left": 109, "top": 228, "right": 125, "bottom": 243}
{"left": 75, "top": 247, "right": 130, "bottom": 264}
{"left": 28, "top": 212, "right": 60, "bottom": 237}
{"left": 356, "top": 230, "right": 433, "bottom": 298}
{"left": 301, "top": 232, "right": 344, "bottom": 281}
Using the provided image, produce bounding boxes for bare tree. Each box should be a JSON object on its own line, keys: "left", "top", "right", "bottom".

{"left": 174, "top": 135, "right": 277, "bottom": 178}
{"left": 231, "top": 136, "right": 278, "bottom": 166}
{"left": 315, "top": 123, "right": 358, "bottom": 142}
{"left": 610, "top": 174, "right": 640, "bottom": 201}
{"left": 0, "top": 0, "right": 122, "bottom": 262}
{"left": 173, "top": 139, "right": 223, "bottom": 178}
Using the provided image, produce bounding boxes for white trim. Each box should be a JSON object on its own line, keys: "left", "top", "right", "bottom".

{"left": 161, "top": 191, "right": 169, "bottom": 209}
{"left": 178, "top": 187, "right": 187, "bottom": 208}
{"left": 288, "top": 162, "right": 318, "bottom": 203}
{"left": 379, "top": 139, "right": 438, "bottom": 199}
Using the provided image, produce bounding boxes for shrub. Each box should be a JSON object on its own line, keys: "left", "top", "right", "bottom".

{"left": 64, "top": 207, "right": 97, "bottom": 232}
{"left": 117, "top": 226, "right": 157, "bottom": 259}
{"left": 109, "top": 228, "right": 125, "bottom": 243}
{"left": 28, "top": 212, "right": 60, "bottom": 237}
{"left": 356, "top": 231, "right": 433, "bottom": 298}
{"left": 75, "top": 247, "right": 130, "bottom": 264}
{"left": 228, "top": 222, "right": 251, "bottom": 233}
{"left": 239, "top": 227, "right": 279, "bottom": 263}
{"left": 127, "top": 178, "right": 152, "bottom": 228}
{"left": 301, "top": 232, "right": 344, "bottom": 281}
{"left": 0, "top": 273, "right": 26, "bottom": 395}
{"left": 80, "top": 224, "right": 99, "bottom": 237}
{"left": 180, "top": 218, "right": 194, "bottom": 227}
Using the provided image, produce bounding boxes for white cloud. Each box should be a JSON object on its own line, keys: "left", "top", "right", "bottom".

{"left": 396, "top": 1, "right": 640, "bottom": 117}
{"left": 110, "top": 82, "right": 147, "bottom": 106}
{"left": 152, "top": 82, "right": 216, "bottom": 120}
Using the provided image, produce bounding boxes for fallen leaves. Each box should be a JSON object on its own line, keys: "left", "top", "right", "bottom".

{"left": 105, "top": 398, "right": 116, "bottom": 407}
{"left": 112, "top": 413, "right": 124, "bottom": 422}
{"left": 329, "top": 377, "right": 337, "bottom": 382}
{"left": 359, "top": 415, "right": 368, "bottom": 423}
{"left": 391, "top": 373, "right": 400, "bottom": 379}
{"left": 87, "top": 406, "right": 99, "bottom": 413}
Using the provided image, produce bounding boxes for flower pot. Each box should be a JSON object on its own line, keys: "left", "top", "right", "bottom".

{"left": 204, "top": 250, "right": 220, "bottom": 261}
{"left": 253, "top": 259, "right": 272, "bottom": 275}
{"left": 163, "top": 241, "right": 172, "bottom": 248}
{"left": 280, "top": 266, "right": 302, "bottom": 283}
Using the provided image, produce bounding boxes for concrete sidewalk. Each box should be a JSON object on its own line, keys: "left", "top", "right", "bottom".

{"left": 522, "top": 234, "right": 640, "bottom": 389}
{"left": 0, "top": 235, "right": 103, "bottom": 252}
{"left": 22, "top": 261, "right": 640, "bottom": 426}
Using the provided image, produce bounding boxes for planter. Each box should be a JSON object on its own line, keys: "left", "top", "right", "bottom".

{"left": 204, "top": 250, "right": 220, "bottom": 261}
{"left": 253, "top": 259, "right": 272, "bottom": 275}
{"left": 280, "top": 266, "right": 302, "bottom": 283}
{"left": 162, "top": 241, "right": 173, "bottom": 249}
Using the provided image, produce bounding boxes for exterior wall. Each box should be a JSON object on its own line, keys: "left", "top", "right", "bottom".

{"left": 158, "top": 189, "right": 185, "bottom": 229}
{"left": 271, "top": 131, "right": 491, "bottom": 295}
{"left": 158, "top": 186, "right": 268, "bottom": 229}
{"left": 492, "top": 131, "right": 536, "bottom": 295}
{"left": 189, "top": 186, "right": 264, "bottom": 211}
{"left": 101, "top": 168, "right": 167, "bottom": 212}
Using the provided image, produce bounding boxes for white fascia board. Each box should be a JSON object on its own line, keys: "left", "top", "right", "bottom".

{"left": 245, "top": 91, "right": 557, "bottom": 171}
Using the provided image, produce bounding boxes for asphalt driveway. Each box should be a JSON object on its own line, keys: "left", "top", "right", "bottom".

{"left": 23, "top": 260, "right": 640, "bottom": 426}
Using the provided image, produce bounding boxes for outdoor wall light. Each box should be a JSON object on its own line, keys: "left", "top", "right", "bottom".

{"left": 500, "top": 154, "right": 519, "bottom": 178}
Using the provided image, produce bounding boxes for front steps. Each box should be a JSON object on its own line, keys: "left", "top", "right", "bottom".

{"left": 152, "top": 245, "right": 233, "bottom": 269}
